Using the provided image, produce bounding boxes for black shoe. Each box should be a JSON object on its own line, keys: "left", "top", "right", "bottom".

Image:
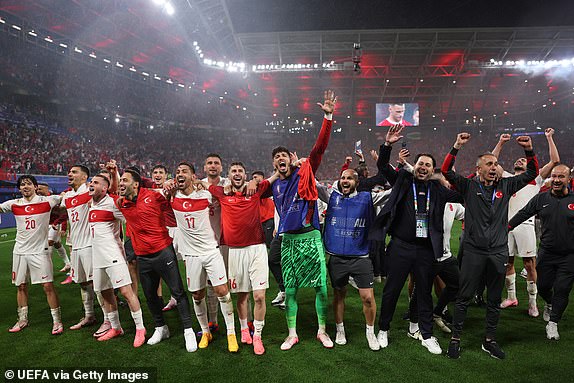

{"left": 446, "top": 339, "right": 461, "bottom": 359}
{"left": 482, "top": 339, "right": 505, "bottom": 360}
{"left": 402, "top": 310, "right": 410, "bottom": 321}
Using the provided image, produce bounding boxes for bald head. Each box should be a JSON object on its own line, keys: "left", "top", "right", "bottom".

{"left": 553, "top": 164, "right": 571, "bottom": 176}
{"left": 550, "top": 164, "right": 571, "bottom": 196}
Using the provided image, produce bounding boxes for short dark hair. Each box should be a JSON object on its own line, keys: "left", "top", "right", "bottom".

{"left": 37, "top": 181, "right": 49, "bottom": 187}
{"left": 124, "top": 169, "right": 142, "bottom": 186}
{"left": 355, "top": 164, "right": 368, "bottom": 178}
{"left": 177, "top": 162, "right": 195, "bottom": 173}
{"left": 229, "top": 162, "right": 246, "bottom": 171}
{"left": 72, "top": 164, "right": 90, "bottom": 178}
{"left": 414, "top": 153, "right": 436, "bottom": 168}
{"left": 272, "top": 146, "right": 290, "bottom": 158}
{"left": 205, "top": 153, "right": 222, "bottom": 162}
{"left": 126, "top": 165, "right": 142, "bottom": 175}
{"left": 152, "top": 164, "right": 168, "bottom": 173}
{"left": 17, "top": 175, "right": 38, "bottom": 188}
{"left": 476, "top": 152, "right": 496, "bottom": 166}
{"left": 251, "top": 171, "right": 264, "bottom": 177}
{"left": 93, "top": 173, "right": 110, "bottom": 187}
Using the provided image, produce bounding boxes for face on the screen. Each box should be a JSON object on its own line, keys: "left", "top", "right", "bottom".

{"left": 388, "top": 104, "right": 405, "bottom": 122}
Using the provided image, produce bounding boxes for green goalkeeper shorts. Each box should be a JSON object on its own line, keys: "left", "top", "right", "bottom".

{"left": 281, "top": 230, "right": 327, "bottom": 288}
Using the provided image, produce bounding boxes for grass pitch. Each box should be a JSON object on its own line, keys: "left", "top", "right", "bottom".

{"left": 0, "top": 224, "right": 572, "bottom": 383}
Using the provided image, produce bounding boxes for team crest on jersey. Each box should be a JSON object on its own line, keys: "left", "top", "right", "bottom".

{"left": 568, "top": 204, "right": 574, "bottom": 211}
{"left": 143, "top": 197, "right": 152, "bottom": 204}
{"left": 495, "top": 191, "right": 503, "bottom": 199}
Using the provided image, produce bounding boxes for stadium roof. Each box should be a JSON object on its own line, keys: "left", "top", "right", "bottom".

{"left": 2, "top": 0, "right": 574, "bottom": 125}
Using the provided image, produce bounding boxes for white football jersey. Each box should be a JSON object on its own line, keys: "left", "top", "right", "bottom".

{"left": 61, "top": 183, "right": 92, "bottom": 249}
{"left": 88, "top": 194, "right": 126, "bottom": 268}
{"left": 505, "top": 173, "right": 543, "bottom": 225}
{"left": 62, "top": 184, "right": 92, "bottom": 250}
{"left": 1, "top": 195, "right": 61, "bottom": 254}
{"left": 172, "top": 189, "right": 219, "bottom": 255}
{"left": 201, "top": 177, "right": 229, "bottom": 244}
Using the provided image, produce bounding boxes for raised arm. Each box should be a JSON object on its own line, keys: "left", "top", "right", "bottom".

{"left": 441, "top": 133, "right": 471, "bottom": 194}
{"left": 356, "top": 149, "right": 366, "bottom": 164}
{"left": 491, "top": 133, "right": 511, "bottom": 160}
{"left": 341, "top": 155, "right": 352, "bottom": 174}
{"left": 505, "top": 136, "right": 539, "bottom": 195}
{"left": 397, "top": 148, "right": 414, "bottom": 173}
{"left": 308, "top": 90, "right": 337, "bottom": 173}
{"left": 106, "top": 160, "right": 120, "bottom": 194}
{"left": 378, "top": 124, "right": 404, "bottom": 185}
{"left": 539, "top": 128, "right": 560, "bottom": 179}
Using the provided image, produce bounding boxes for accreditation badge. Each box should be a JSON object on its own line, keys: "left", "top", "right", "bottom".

{"left": 415, "top": 212, "right": 429, "bottom": 238}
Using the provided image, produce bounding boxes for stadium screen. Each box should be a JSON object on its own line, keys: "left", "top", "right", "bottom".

{"left": 376, "top": 103, "right": 419, "bottom": 127}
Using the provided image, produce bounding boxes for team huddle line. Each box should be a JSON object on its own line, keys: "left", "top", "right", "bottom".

{"left": 2, "top": 90, "right": 573, "bottom": 359}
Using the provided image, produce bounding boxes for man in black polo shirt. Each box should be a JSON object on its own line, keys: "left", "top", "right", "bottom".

{"left": 509, "top": 164, "right": 574, "bottom": 341}
{"left": 442, "top": 132, "right": 538, "bottom": 359}
{"left": 370, "top": 125, "right": 462, "bottom": 355}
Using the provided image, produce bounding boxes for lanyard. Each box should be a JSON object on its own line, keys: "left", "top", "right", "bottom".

{"left": 478, "top": 184, "right": 496, "bottom": 206}
{"left": 412, "top": 182, "right": 430, "bottom": 213}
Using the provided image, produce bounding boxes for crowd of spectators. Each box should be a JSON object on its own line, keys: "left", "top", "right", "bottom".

{"left": 1, "top": 98, "right": 570, "bottom": 184}
{"left": 1, "top": 34, "right": 572, "bottom": 183}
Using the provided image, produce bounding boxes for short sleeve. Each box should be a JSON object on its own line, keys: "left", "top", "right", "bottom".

{"left": 0, "top": 200, "right": 15, "bottom": 213}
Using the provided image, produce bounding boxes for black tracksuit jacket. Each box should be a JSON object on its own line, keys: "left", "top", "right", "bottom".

{"left": 441, "top": 147, "right": 538, "bottom": 253}
{"left": 509, "top": 190, "right": 574, "bottom": 255}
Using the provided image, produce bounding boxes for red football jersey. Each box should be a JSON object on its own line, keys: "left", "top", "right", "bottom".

{"left": 377, "top": 118, "right": 413, "bottom": 127}
{"left": 118, "top": 188, "right": 172, "bottom": 255}
{"left": 209, "top": 180, "right": 270, "bottom": 248}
